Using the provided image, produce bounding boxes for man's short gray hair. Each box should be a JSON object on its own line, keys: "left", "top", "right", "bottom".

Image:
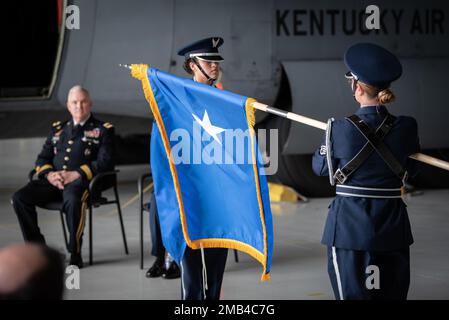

{"left": 68, "top": 85, "right": 90, "bottom": 98}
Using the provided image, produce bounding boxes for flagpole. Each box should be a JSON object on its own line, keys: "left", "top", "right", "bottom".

{"left": 252, "top": 101, "right": 327, "bottom": 130}
{"left": 119, "top": 64, "right": 449, "bottom": 172}
{"left": 251, "top": 101, "right": 449, "bottom": 172}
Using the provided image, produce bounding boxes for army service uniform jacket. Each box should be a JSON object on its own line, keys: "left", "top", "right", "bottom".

{"left": 35, "top": 114, "right": 115, "bottom": 182}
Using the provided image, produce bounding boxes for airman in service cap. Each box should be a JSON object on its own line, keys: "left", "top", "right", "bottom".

{"left": 344, "top": 43, "right": 402, "bottom": 89}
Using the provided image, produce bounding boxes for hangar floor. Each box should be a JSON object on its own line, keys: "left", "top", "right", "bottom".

{"left": 0, "top": 138, "right": 448, "bottom": 299}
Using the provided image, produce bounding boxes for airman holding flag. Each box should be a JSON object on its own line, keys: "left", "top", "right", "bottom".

{"left": 129, "top": 37, "right": 273, "bottom": 300}
{"left": 175, "top": 37, "right": 229, "bottom": 300}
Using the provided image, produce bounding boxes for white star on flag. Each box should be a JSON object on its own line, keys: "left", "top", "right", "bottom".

{"left": 192, "top": 110, "right": 225, "bottom": 145}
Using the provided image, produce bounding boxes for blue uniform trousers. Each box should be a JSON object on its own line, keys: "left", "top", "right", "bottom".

{"left": 328, "top": 246, "right": 410, "bottom": 300}
{"left": 180, "top": 247, "right": 228, "bottom": 300}
{"left": 149, "top": 191, "right": 165, "bottom": 259}
{"left": 12, "top": 179, "right": 88, "bottom": 254}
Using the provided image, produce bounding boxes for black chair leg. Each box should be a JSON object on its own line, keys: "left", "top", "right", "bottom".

{"left": 89, "top": 203, "right": 93, "bottom": 265}
{"left": 114, "top": 185, "right": 128, "bottom": 255}
{"left": 60, "top": 211, "right": 69, "bottom": 251}
{"left": 139, "top": 205, "right": 144, "bottom": 270}
{"left": 234, "top": 249, "right": 239, "bottom": 263}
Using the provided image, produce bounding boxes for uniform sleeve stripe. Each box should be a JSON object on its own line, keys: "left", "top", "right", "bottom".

{"left": 80, "top": 165, "right": 93, "bottom": 180}
{"left": 36, "top": 164, "right": 53, "bottom": 173}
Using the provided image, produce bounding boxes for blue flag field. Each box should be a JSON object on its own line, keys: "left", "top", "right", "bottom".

{"left": 131, "top": 64, "right": 273, "bottom": 280}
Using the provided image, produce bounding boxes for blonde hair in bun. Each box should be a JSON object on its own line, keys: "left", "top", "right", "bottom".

{"left": 359, "top": 82, "right": 396, "bottom": 104}
{"left": 377, "top": 88, "right": 395, "bottom": 104}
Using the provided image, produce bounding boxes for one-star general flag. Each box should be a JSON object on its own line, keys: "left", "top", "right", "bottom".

{"left": 131, "top": 64, "right": 273, "bottom": 280}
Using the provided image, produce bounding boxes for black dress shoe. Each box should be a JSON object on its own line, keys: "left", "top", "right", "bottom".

{"left": 162, "top": 261, "right": 180, "bottom": 279}
{"left": 146, "top": 258, "right": 164, "bottom": 278}
{"left": 69, "top": 253, "right": 84, "bottom": 269}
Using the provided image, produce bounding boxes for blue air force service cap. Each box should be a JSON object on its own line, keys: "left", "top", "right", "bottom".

{"left": 344, "top": 43, "right": 402, "bottom": 89}
{"left": 177, "top": 37, "right": 224, "bottom": 62}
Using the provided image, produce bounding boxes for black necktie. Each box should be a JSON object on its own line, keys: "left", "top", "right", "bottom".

{"left": 73, "top": 124, "right": 81, "bottom": 136}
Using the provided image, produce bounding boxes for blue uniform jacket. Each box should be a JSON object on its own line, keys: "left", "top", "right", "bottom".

{"left": 312, "top": 105, "right": 420, "bottom": 251}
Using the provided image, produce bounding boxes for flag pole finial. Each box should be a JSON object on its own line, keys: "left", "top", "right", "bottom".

{"left": 118, "top": 64, "right": 132, "bottom": 70}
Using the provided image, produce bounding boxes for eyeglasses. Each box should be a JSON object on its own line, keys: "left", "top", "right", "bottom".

{"left": 345, "top": 72, "right": 358, "bottom": 93}
{"left": 203, "top": 61, "right": 220, "bottom": 67}
{"left": 345, "top": 71, "right": 358, "bottom": 80}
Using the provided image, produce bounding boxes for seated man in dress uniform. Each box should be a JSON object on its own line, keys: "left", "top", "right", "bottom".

{"left": 11, "top": 85, "right": 115, "bottom": 268}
